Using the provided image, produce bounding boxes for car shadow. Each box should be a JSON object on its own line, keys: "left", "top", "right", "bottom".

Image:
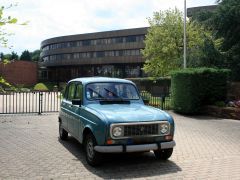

{"left": 59, "top": 136, "right": 182, "bottom": 179}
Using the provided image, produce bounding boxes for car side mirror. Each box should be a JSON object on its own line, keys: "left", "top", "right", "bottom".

{"left": 72, "top": 99, "right": 82, "bottom": 106}
{"left": 143, "top": 99, "right": 149, "bottom": 105}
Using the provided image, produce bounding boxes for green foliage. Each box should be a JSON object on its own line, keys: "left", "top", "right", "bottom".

{"left": 33, "top": 83, "right": 49, "bottom": 91}
{"left": 192, "top": 0, "right": 240, "bottom": 81}
{"left": 0, "top": 76, "right": 11, "bottom": 87}
{"left": 30, "top": 50, "right": 40, "bottom": 62}
{"left": 20, "top": 50, "right": 31, "bottom": 61}
{"left": 142, "top": 8, "right": 215, "bottom": 78}
{"left": 215, "top": 101, "right": 226, "bottom": 107}
{"left": 33, "top": 82, "right": 58, "bottom": 91}
{"left": 0, "top": 4, "right": 28, "bottom": 48}
{"left": 10, "top": 51, "right": 19, "bottom": 60}
{"left": 171, "top": 68, "right": 230, "bottom": 114}
{"left": 2, "top": 51, "right": 19, "bottom": 60}
{"left": 1, "top": 50, "right": 40, "bottom": 61}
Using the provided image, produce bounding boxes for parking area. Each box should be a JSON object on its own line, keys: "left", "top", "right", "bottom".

{"left": 0, "top": 112, "right": 239, "bottom": 179}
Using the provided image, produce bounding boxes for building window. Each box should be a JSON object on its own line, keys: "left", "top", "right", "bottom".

{"left": 42, "top": 34, "right": 146, "bottom": 52}
{"left": 126, "top": 36, "right": 137, "bottom": 43}
{"left": 96, "top": 51, "right": 104, "bottom": 58}
{"left": 82, "top": 40, "right": 91, "bottom": 46}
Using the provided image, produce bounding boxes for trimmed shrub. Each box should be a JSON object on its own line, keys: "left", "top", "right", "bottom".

{"left": 34, "top": 83, "right": 49, "bottom": 91}
{"left": 171, "top": 68, "right": 230, "bottom": 114}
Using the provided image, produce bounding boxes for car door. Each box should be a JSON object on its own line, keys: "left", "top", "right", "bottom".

{"left": 72, "top": 83, "right": 84, "bottom": 140}
{"left": 65, "top": 82, "right": 76, "bottom": 135}
{"left": 60, "top": 84, "right": 70, "bottom": 130}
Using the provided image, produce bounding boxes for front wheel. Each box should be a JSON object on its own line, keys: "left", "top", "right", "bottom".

{"left": 85, "top": 133, "right": 102, "bottom": 166}
{"left": 59, "top": 122, "right": 68, "bottom": 140}
{"left": 154, "top": 148, "right": 173, "bottom": 160}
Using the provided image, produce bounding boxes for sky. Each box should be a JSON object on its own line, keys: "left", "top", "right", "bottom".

{"left": 1, "top": 0, "right": 216, "bottom": 55}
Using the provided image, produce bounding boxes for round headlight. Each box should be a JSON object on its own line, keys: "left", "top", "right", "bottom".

{"left": 160, "top": 124, "right": 169, "bottom": 134}
{"left": 112, "top": 126, "right": 123, "bottom": 137}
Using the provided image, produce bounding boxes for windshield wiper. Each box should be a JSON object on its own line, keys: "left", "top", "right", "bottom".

{"left": 87, "top": 88, "right": 103, "bottom": 98}
{"left": 103, "top": 88, "right": 118, "bottom": 96}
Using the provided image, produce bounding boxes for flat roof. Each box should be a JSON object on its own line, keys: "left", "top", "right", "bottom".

{"left": 69, "top": 77, "right": 134, "bottom": 85}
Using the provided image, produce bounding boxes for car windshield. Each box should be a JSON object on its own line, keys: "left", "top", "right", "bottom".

{"left": 86, "top": 82, "right": 140, "bottom": 100}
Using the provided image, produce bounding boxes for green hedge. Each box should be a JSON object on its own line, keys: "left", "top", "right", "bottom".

{"left": 171, "top": 68, "right": 230, "bottom": 114}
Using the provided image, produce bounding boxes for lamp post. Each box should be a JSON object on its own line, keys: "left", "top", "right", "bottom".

{"left": 183, "top": 0, "right": 187, "bottom": 68}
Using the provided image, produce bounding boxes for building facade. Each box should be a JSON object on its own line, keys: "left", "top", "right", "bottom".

{"left": 40, "top": 27, "right": 148, "bottom": 82}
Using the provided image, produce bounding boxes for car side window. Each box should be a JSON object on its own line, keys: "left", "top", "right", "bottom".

{"left": 67, "top": 83, "right": 76, "bottom": 101}
{"left": 75, "top": 84, "right": 83, "bottom": 100}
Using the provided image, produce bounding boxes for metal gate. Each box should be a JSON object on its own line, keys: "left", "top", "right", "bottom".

{"left": 0, "top": 91, "right": 61, "bottom": 114}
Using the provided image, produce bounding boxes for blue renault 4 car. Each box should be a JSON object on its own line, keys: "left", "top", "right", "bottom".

{"left": 59, "top": 77, "right": 175, "bottom": 166}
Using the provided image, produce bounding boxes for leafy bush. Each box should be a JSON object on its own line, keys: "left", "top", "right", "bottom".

{"left": 34, "top": 83, "right": 49, "bottom": 91}
{"left": 171, "top": 68, "right": 230, "bottom": 114}
{"left": 215, "top": 101, "right": 226, "bottom": 107}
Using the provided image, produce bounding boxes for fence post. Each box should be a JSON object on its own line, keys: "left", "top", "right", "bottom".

{"left": 38, "top": 92, "right": 43, "bottom": 115}
{"left": 161, "top": 95, "right": 165, "bottom": 110}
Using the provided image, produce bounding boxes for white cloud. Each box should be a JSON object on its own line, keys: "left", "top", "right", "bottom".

{"left": 1, "top": 0, "right": 216, "bottom": 54}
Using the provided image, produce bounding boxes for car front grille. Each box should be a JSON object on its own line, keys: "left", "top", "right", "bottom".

{"left": 110, "top": 121, "right": 170, "bottom": 139}
{"left": 124, "top": 124, "right": 159, "bottom": 136}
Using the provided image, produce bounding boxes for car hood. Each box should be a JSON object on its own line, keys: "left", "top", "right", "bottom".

{"left": 85, "top": 103, "right": 172, "bottom": 124}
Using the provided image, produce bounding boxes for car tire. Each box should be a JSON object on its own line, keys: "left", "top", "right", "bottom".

{"left": 59, "top": 122, "right": 68, "bottom": 140}
{"left": 154, "top": 148, "right": 173, "bottom": 160}
{"left": 85, "top": 133, "right": 102, "bottom": 166}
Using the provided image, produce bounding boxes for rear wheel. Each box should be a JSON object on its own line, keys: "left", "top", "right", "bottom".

{"left": 154, "top": 148, "right": 173, "bottom": 160}
{"left": 85, "top": 133, "right": 102, "bottom": 166}
{"left": 59, "top": 122, "right": 68, "bottom": 140}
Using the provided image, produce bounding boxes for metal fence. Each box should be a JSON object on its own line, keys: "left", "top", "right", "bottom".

{"left": 140, "top": 91, "right": 172, "bottom": 110}
{"left": 0, "top": 90, "right": 170, "bottom": 115}
{"left": 0, "top": 91, "right": 61, "bottom": 114}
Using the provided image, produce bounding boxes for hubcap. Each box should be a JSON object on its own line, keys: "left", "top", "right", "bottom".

{"left": 87, "top": 139, "right": 94, "bottom": 159}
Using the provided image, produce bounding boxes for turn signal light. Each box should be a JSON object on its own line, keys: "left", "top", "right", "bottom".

{"left": 107, "top": 139, "right": 113, "bottom": 144}
{"left": 165, "top": 135, "right": 173, "bottom": 140}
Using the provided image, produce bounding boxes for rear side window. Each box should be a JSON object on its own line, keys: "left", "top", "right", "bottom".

{"left": 66, "top": 83, "right": 76, "bottom": 101}
{"left": 75, "top": 84, "right": 83, "bottom": 100}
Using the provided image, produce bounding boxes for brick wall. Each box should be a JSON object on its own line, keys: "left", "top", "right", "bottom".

{"left": 0, "top": 60, "right": 37, "bottom": 86}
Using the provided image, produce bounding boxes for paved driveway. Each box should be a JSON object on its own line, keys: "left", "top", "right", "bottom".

{"left": 0, "top": 112, "right": 239, "bottom": 179}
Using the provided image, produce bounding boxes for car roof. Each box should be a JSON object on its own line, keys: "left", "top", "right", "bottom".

{"left": 68, "top": 77, "right": 134, "bottom": 85}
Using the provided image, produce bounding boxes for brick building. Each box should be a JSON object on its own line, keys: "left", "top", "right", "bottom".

{"left": 0, "top": 60, "right": 37, "bottom": 86}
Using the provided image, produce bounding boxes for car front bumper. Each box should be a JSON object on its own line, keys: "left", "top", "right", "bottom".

{"left": 94, "top": 140, "right": 176, "bottom": 153}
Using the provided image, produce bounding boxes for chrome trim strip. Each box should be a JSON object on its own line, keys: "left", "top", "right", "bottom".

{"left": 94, "top": 140, "right": 176, "bottom": 153}
{"left": 126, "top": 143, "right": 158, "bottom": 152}
{"left": 161, "top": 141, "right": 176, "bottom": 149}
{"left": 110, "top": 121, "right": 170, "bottom": 139}
{"left": 94, "top": 145, "right": 123, "bottom": 153}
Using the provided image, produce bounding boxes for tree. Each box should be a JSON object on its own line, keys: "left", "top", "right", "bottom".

{"left": 31, "top": 49, "right": 40, "bottom": 61}
{"left": 20, "top": 50, "right": 31, "bottom": 61}
{"left": 10, "top": 51, "right": 18, "bottom": 60}
{"left": 192, "top": 0, "right": 240, "bottom": 80}
{"left": 0, "top": 52, "right": 4, "bottom": 60}
{"left": 142, "top": 8, "right": 216, "bottom": 77}
{"left": 212, "top": 0, "right": 240, "bottom": 81}
{"left": 0, "top": 4, "right": 27, "bottom": 88}
{"left": 0, "top": 5, "right": 18, "bottom": 48}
